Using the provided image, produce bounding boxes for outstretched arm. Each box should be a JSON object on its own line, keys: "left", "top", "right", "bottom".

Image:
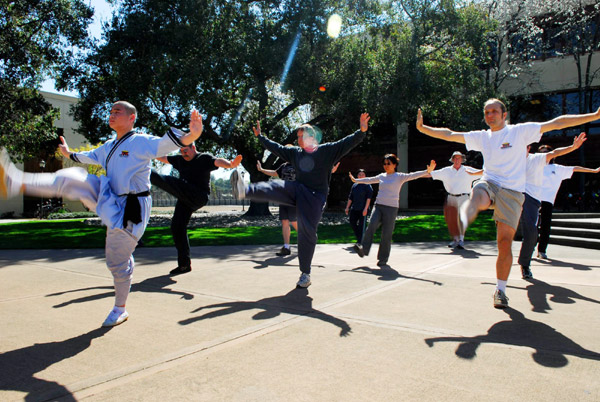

{"left": 467, "top": 168, "right": 483, "bottom": 176}
{"left": 545, "top": 132, "right": 587, "bottom": 163}
{"left": 573, "top": 166, "right": 600, "bottom": 173}
{"left": 215, "top": 155, "right": 243, "bottom": 169}
{"left": 256, "top": 160, "right": 278, "bottom": 177}
{"left": 416, "top": 109, "right": 466, "bottom": 144}
{"left": 540, "top": 107, "right": 600, "bottom": 134}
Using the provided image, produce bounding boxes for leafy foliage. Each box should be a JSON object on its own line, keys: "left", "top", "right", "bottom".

{"left": 0, "top": 0, "right": 93, "bottom": 160}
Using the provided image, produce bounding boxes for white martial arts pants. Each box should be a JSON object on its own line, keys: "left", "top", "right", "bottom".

{"left": 23, "top": 167, "right": 142, "bottom": 306}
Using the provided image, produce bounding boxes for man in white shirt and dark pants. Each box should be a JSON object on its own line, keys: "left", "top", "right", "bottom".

{"left": 518, "top": 135, "right": 586, "bottom": 279}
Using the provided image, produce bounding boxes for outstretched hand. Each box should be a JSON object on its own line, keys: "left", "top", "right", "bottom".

{"left": 348, "top": 171, "right": 356, "bottom": 183}
{"left": 189, "top": 109, "right": 203, "bottom": 139}
{"left": 416, "top": 108, "right": 424, "bottom": 131}
{"left": 426, "top": 160, "right": 436, "bottom": 173}
{"left": 253, "top": 121, "right": 261, "bottom": 137}
{"left": 360, "top": 113, "right": 370, "bottom": 132}
{"left": 231, "top": 155, "right": 243, "bottom": 168}
{"left": 58, "top": 136, "right": 70, "bottom": 158}
{"left": 572, "top": 132, "right": 587, "bottom": 149}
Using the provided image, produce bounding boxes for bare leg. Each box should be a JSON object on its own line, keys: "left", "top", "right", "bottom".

{"left": 496, "top": 221, "right": 516, "bottom": 281}
{"left": 281, "top": 219, "right": 291, "bottom": 245}
{"left": 459, "top": 187, "right": 491, "bottom": 231}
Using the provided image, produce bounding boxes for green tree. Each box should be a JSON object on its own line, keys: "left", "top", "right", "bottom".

{"left": 0, "top": 0, "right": 93, "bottom": 160}
{"left": 64, "top": 0, "right": 381, "bottom": 214}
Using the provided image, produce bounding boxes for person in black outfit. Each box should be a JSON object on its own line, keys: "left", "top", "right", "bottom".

{"left": 345, "top": 169, "right": 373, "bottom": 246}
{"left": 231, "top": 113, "right": 370, "bottom": 288}
{"left": 151, "top": 143, "right": 242, "bottom": 275}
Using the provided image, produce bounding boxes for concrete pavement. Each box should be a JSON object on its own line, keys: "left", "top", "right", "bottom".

{"left": 0, "top": 241, "right": 599, "bottom": 401}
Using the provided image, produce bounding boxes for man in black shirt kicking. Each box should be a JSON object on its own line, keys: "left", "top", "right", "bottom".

{"left": 152, "top": 143, "right": 242, "bottom": 275}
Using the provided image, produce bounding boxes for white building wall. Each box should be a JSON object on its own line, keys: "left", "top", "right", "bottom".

{"left": 500, "top": 54, "right": 600, "bottom": 96}
{"left": 0, "top": 91, "right": 88, "bottom": 217}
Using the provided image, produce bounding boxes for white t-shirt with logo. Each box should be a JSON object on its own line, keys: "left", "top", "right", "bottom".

{"left": 430, "top": 165, "right": 479, "bottom": 195}
{"left": 540, "top": 164, "right": 575, "bottom": 204}
{"left": 524, "top": 153, "right": 548, "bottom": 201}
{"left": 463, "top": 123, "right": 542, "bottom": 192}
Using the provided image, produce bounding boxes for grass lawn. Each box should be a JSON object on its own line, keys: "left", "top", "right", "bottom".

{"left": 0, "top": 213, "right": 496, "bottom": 249}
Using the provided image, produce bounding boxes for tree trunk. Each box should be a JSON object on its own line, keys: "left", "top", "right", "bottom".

{"left": 243, "top": 200, "right": 271, "bottom": 217}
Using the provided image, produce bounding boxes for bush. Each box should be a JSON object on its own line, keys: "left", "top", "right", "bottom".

{"left": 46, "top": 211, "right": 98, "bottom": 219}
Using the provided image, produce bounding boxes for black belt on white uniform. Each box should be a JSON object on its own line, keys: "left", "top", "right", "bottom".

{"left": 448, "top": 193, "right": 469, "bottom": 197}
{"left": 121, "top": 191, "right": 151, "bottom": 227}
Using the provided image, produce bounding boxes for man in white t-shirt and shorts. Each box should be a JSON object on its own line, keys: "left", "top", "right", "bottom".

{"left": 417, "top": 99, "right": 600, "bottom": 308}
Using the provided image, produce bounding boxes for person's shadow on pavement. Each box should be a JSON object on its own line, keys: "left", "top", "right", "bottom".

{"left": 239, "top": 255, "right": 298, "bottom": 270}
{"left": 0, "top": 327, "right": 111, "bottom": 401}
{"left": 424, "top": 307, "right": 600, "bottom": 367}
{"left": 484, "top": 279, "right": 600, "bottom": 313}
{"left": 46, "top": 274, "right": 194, "bottom": 308}
{"left": 534, "top": 257, "right": 600, "bottom": 272}
{"left": 341, "top": 266, "right": 443, "bottom": 285}
{"left": 179, "top": 288, "right": 352, "bottom": 337}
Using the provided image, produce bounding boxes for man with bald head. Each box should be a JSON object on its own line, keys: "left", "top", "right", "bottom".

{"left": 0, "top": 101, "right": 203, "bottom": 326}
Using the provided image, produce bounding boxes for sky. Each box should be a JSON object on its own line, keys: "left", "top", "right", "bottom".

{"left": 41, "top": 0, "right": 112, "bottom": 95}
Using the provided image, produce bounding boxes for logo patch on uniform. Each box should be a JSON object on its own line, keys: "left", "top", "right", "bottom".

{"left": 120, "top": 150, "right": 130, "bottom": 157}
{"left": 500, "top": 143, "right": 512, "bottom": 149}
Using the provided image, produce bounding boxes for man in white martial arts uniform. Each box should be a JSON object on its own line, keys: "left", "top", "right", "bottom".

{"left": 430, "top": 151, "right": 481, "bottom": 249}
{"left": 0, "top": 101, "right": 203, "bottom": 326}
{"left": 417, "top": 98, "right": 600, "bottom": 309}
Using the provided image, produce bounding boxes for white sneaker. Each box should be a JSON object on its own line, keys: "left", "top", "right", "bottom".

{"left": 296, "top": 273, "right": 311, "bottom": 288}
{"left": 0, "top": 148, "right": 23, "bottom": 199}
{"left": 456, "top": 240, "right": 465, "bottom": 250}
{"left": 102, "top": 307, "right": 129, "bottom": 327}
{"left": 447, "top": 240, "right": 457, "bottom": 248}
{"left": 230, "top": 170, "right": 245, "bottom": 200}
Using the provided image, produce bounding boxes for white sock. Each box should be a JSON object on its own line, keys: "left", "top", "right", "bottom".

{"left": 496, "top": 280, "right": 507, "bottom": 292}
{"left": 283, "top": 244, "right": 290, "bottom": 249}
{"left": 459, "top": 235, "right": 464, "bottom": 241}
{"left": 113, "top": 305, "right": 126, "bottom": 313}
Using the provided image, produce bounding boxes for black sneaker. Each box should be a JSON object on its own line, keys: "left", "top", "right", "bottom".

{"left": 354, "top": 243, "right": 365, "bottom": 257}
{"left": 276, "top": 246, "right": 291, "bottom": 256}
{"left": 521, "top": 265, "right": 533, "bottom": 279}
{"left": 169, "top": 266, "right": 192, "bottom": 276}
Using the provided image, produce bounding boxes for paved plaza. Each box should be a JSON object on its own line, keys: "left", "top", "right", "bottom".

{"left": 1, "top": 241, "right": 599, "bottom": 401}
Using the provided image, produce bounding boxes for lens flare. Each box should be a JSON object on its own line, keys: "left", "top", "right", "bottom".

{"left": 327, "top": 14, "right": 342, "bottom": 38}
